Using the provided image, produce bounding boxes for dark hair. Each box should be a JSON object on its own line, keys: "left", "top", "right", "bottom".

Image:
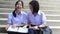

{"left": 13, "top": 0, "right": 24, "bottom": 17}
{"left": 29, "top": 0, "right": 39, "bottom": 14}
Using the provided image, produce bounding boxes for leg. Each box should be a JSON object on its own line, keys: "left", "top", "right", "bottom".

{"left": 18, "top": 33, "right": 28, "bottom": 34}
{"left": 28, "top": 28, "right": 34, "bottom": 34}
{"left": 28, "top": 29, "right": 39, "bottom": 34}
{"left": 39, "top": 29, "right": 43, "bottom": 34}
{"left": 33, "top": 30, "right": 40, "bottom": 34}
{"left": 7, "top": 31, "right": 18, "bottom": 34}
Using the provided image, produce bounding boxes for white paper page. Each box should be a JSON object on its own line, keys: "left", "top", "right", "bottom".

{"left": 18, "top": 27, "right": 28, "bottom": 33}
{"left": 7, "top": 26, "right": 18, "bottom": 32}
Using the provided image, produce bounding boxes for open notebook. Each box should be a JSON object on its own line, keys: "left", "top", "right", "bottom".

{"left": 7, "top": 26, "right": 28, "bottom": 33}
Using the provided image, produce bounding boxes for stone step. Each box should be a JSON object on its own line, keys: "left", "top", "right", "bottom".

{"left": 0, "top": 13, "right": 60, "bottom": 20}
{"left": 0, "top": 8, "right": 28, "bottom": 13}
{"left": 40, "top": 5, "right": 60, "bottom": 10}
{"left": 0, "top": 1, "right": 60, "bottom": 9}
{"left": 0, "top": 25, "right": 60, "bottom": 29}
{"left": 0, "top": 9, "right": 60, "bottom": 13}
{"left": 0, "top": 33, "right": 7, "bottom": 34}
{"left": 46, "top": 15, "right": 60, "bottom": 20}
{"left": 38, "top": 0, "right": 60, "bottom": 1}
{"left": 0, "top": 18, "right": 7, "bottom": 25}
{"left": 1, "top": 3, "right": 60, "bottom": 9}
{"left": 0, "top": 0, "right": 60, "bottom": 5}
{"left": 1, "top": 0, "right": 30, "bottom": 1}
{"left": 52, "top": 29, "right": 60, "bottom": 34}
{"left": 1, "top": 0, "right": 60, "bottom": 5}
{"left": 1, "top": 9, "right": 60, "bottom": 14}
{"left": 42, "top": 10, "right": 60, "bottom": 14}
{"left": 1, "top": 0, "right": 60, "bottom": 9}
{"left": 1, "top": 4, "right": 60, "bottom": 9}
{"left": 0, "top": 8, "right": 60, "bottom": 14}
{"left": 40, "top": 0, "right": 60, "bottom": 3}
{"left": 0, "top": 25, "right": 60, "bottom": 34}
{"left": 0, "top": 29, "right": 58, "bottom": 34}
{"left": 0, "top": 1, "right": 15, "bottom": 5}
{"left": 0, "top": 0, "right": 17, "bottom": 1}
{"left": 0, "top": 2, "right": 60, "bottom": 8}
{"left": 0, "top": 18, "right": 60, "bottom": 26}
{"left": 0, "top": 4, "right": 15, "bottom": 9}
{"left": 0, "top": 0, "right": 31, "bottom": 9}
{"left": 47, "top": 20, "right": 60, "bottom": 26}
{"left": 0, "top": 0, "right": 31, "bottom": 5}
{"left": 40, "top": 2, "right": 60, "bottom": 5}
{"left": 0, "top": 1, "right": 60, "bottom": 6}
{"left": 1, "top": 2, "right": 60, "bottom": 5}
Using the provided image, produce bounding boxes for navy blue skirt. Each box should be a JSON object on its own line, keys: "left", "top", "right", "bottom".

{"left": 7, "top": 31, "right": 28, "bottom": 34}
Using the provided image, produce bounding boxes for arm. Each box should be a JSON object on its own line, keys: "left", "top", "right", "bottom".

{"left": 12, "top": 24, "right": 25, "bottom": 27}
{"left": 39, "top": 12, "right": 46, "bottom": 27}
{"left": 5, "top": 24, "right": 10, "bottom": 30}
{"left": 5, "top": 13, "right": 12, "bottom": 30}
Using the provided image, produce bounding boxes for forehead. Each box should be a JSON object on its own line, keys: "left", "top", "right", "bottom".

{"left": 17, "top": 2, "right": 22, "bottom": 4}
{"left": 29, "top": 4, "right": 32, "bottom": 6}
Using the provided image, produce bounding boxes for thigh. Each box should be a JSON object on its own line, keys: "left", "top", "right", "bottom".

{"left": 28, "top": 28, "right": 34, "bottom": 34}
{"left": 33, "top": 30, "right": 42, "bottom": 34}
{"left": 36, "top": 30, "right": 40, "bottom": 34}
{"left": 7, "top": 31, "right": 18, "bottom": 34}
{"left": 33, "top": 30, "right": 39, "bottom": 34}
{"left": 18, "top": 33, "right": 28, "bottom": 34}
{"left": 29, "top": 29, "right": 40, "bottom": 34}
{"left": 39, "top": 29, "right": 43, "bottom": 34}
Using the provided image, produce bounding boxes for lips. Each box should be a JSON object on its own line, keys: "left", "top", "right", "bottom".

{"left": 17, "top": 7, "right": 21, "bottom": 9}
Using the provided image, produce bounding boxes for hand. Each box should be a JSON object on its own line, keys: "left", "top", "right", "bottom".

{"left": 5, "top": 27, "right": 8, "bottom": 31}
{"left": 12, "top": 24, "right": 18, "bottom": 28}
{"left": 39, "top": 24, "right": 46, "bottom": 28}
{"left": 19, "top": 24, "right": 25, "bottom": 27}
{"left": 33, "top": 26, "right": 39, "bottom": 30}
{"left": 12, "top": 24, "right": 25, "bottom": 28}
{"left": 5, "top": 24, "right": 10, "bottom": 31}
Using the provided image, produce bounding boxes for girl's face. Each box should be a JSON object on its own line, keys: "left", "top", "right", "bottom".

{"left": 15, "top": 2, "right": 22, "bottom": 12}
{"left": 29, "top": 4, "right": 33, "bottom": 12}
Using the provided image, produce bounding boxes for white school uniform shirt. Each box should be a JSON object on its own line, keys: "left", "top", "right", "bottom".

{"left": 27, "top": 10, "right": 46, "bottom": 26}
{"left": 7, "top": 11, "right": 27, "bottom": 24}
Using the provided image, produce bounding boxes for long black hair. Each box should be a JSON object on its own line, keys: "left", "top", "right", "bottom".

{"left": 13, "top": 0, "right": 24, "bottom": 17}
{"left": 29, "top": 0, "right": 39, "bottom": 14}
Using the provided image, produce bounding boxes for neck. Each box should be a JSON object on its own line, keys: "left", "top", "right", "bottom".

{"left": 16, "top": 10, "right": 21, "bottom": 15}
{"left": 33, "top": 13, "right": 37, "bottom": 16}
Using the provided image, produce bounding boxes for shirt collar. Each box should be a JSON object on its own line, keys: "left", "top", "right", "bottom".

{"left": 15, "top": 11, "right": 22, "bottom": 16}
{"left": 38, "top": 10, "right": 41, "bottom": 15}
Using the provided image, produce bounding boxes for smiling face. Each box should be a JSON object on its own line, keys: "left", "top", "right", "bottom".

{"left": 15, "top": 1, "right": 23, "bottom": 14}
{"left": 15, "top": 1, "right": 22, "bottom": 11}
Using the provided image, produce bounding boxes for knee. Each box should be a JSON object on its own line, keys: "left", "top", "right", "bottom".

{"left": 29, "top": 28, "right": 33, "bottom": 32}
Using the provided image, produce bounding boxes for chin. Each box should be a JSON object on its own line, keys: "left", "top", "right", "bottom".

{"left": 17, "top": 9, "right": 21, "bottom": 11}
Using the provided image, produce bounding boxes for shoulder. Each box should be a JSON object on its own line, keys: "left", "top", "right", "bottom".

{"left": 8, "top": 12, "right": 13, "bottom": 19}
{"left": 8, "top": 12, "right": 13, "bottom": 16}
{"left": 21, "top": 11, "right": 27, "bottom": 16}
{"left": 27, "top": 11, "right": 32, "bottom": 15}
{"left": 38, "top": 10, "right": 45, "bottom": 15}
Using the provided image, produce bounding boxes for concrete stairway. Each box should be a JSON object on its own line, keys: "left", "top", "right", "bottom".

{"left": 0, "top": 0, "right": 60, "bottom": 34}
